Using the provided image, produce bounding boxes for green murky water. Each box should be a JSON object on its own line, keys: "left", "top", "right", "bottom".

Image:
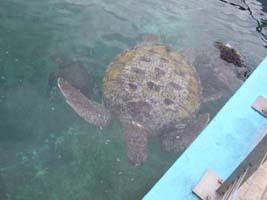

{"left": 0, "top": 0, "right": 267, "bottom": 199}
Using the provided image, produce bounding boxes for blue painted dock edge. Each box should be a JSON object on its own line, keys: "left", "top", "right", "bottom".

{"left": 143, "top": 57, "right": 267, "bottom": 200}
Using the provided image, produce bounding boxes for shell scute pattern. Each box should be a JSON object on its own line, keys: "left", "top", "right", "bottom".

{"left": 103, "top": 44, "right": 201, "bottom": 132}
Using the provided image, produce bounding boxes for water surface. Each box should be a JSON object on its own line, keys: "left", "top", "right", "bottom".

{"left": 0, "top": 0, "right": 266, "bottom": 199}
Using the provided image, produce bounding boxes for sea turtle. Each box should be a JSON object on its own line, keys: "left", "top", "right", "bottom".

{"left": 58, "top": 37, "right": 209, "bottom": 165}
{"left": 57, "top": 36, "right": 210, "bottom": 166}
{"left": 48, "top": 57, "right": 94, "bottom": 98}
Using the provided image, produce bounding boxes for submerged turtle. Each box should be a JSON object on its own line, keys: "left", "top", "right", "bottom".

{"left": 56, "top": 35, "right": 250, "bottom": 166}
{"left": 57, "top": 37, "right": 210, "bottom": 166}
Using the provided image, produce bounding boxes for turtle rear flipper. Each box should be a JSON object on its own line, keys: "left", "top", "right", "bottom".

{"left": 120, "top": 119, "right": 150, "bottom": 166}
{"left": 58, "top": 78, "right": 112, "bottom": 127}
{"left": 160, "top": 113, "right": 210, "bottom": 152}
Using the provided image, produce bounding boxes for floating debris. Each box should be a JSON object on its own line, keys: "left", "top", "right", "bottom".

{"left": 105, "top": 139, "right": 111, "bottom": 145}
{"left": 36, "top": 168, "right": 48, "bottom": 177}
{"left": 21, "top": 156, "right": 28, "bottom": 162}
{"left": 116, "top": 157, "right": 121, "bottom": 162}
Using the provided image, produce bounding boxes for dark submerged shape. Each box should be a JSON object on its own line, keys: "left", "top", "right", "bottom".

{"left": 58, "top": 42, "right": 209, "bottom": 166}
{"left": 215, "top": 41, "right": 245, "bottom": 67}
{"left": 57, "top": 39, "right": 249, "bottom": 166}
{"left": 215, "top": 41, "right": 251, "bottom": 80}
{"left": 48, "top": 58, "right": 94, "bottom": 97}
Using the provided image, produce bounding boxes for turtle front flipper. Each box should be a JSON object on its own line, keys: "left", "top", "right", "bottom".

{"left": 160, "top": 113, "right": 210, "bottom": 152}
{"left": 58, "top": 78, "right": 112, "bottom": 127}
{"left": 120, "top": 119, "right": 150, "bottom": 166}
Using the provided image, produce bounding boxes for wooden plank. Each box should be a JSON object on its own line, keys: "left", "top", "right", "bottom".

{"left": 236, "top": 161, "right": 267, "bottom": 200}
{"left": 252, "top": 96, "right": 267, "bottom": 117}
{"left": 216, "top": 122, "right": 267, "bottom": 195}
{"left": 193, "top": 169, "right": 223, "bottom": 200}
